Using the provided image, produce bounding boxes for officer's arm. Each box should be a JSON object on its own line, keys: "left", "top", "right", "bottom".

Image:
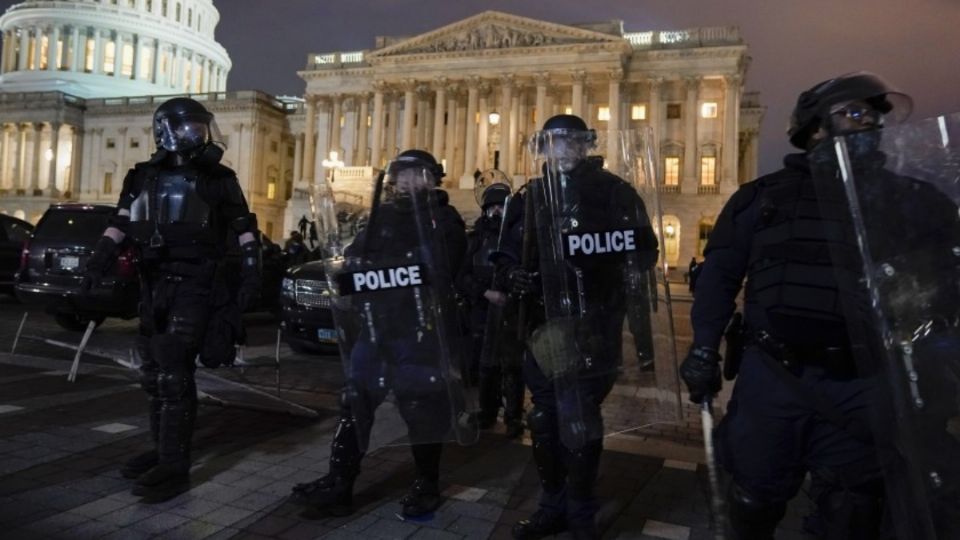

{"left": 690, "top": 184, "right": 758, "bottom": 350}
{"left": 102, "top": 168, "right": 140, "bottom": 244}
{"left": 443, "top": 208, "right": 468, "bottom": 278}
{"left": 222, "top": 176, "right": 257, "bottom": 246}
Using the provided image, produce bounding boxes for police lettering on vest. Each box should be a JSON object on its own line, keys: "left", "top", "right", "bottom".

{"left": 338, "top": 264, "right": 426, "bottom": 295}
{"left": 562, "top": 228, "right": 640, "bottom": 258}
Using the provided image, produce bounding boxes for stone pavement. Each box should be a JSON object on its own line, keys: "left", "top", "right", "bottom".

{"left": 0, "top": 351, "right": 817, "bottom": 540}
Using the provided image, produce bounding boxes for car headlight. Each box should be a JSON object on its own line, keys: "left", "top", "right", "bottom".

{"left": 282, "top": 277, "right": 295, "bottom": 300}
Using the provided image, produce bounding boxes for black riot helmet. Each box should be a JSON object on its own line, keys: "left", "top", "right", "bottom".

{"left": 386, "top": 149, "right": 445, "bottom": 186}
{"left": 153, "top": 97, "right": 217, "bottom": 153}
{"left": 531, "top": 114, "right": 598, "bottom": 173}
{"left": 788, "top": 72, "right": 912, "bottom": 149}
{"left": 480, "top": 182, "right": 511, "bottom": 209}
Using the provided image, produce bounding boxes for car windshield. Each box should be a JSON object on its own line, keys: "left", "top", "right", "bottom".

{"left": 34, "top": 210, "right": 110, "bottom": 244}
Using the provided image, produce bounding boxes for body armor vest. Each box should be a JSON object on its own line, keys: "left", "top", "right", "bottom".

{"left": 128, "top": 165, "right": 216, "bottom": 255}
{"left": 745, "top": 172, "right": 863, "bottom": 346}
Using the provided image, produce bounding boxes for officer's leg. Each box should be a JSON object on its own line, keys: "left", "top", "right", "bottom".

{"left": 478, "top": 364, "right": 502, "bottom": 428}
{"left": 122, "top": 280, "right": 161, "bottom": 479}
{"left": 133, "top": 280, "right": 208, "bottom": 495}
{"left": 560, "top": 374, "right": 616, "bottom": 538}
{"left": 805, "top": 372, "right": 886, "bottom": 540}
{"left": 513, "top": 350, "right": 569, "bottom": 540}
{"left": 297, "top": 339, "right": 384, "bottom": 516}
{"left": 392, "top": 338, "right": 452, "bottom": 518}
{"left": 719, "top": 348, "right": 807, "bottom": 539}
{"left": 501, "top": 362, "right": 525, "bottom": 438}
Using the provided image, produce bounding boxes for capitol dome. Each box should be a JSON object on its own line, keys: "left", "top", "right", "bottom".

{"left": 0, "top": 0, "right": 231, "bottom": 98}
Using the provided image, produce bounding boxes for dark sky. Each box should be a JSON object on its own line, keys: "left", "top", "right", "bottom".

{"left": 3, "top": 0, "right": 959, "bottom": 174}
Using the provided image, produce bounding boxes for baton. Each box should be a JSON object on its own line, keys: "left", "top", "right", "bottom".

{"left": 701, "top": 397, "right": 726, "bottom": 540}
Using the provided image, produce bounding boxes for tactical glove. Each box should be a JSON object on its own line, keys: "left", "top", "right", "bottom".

{"left": 679, "top": 345, "right": 722, "bottom": 404}
{"left": 80, "top": 236, "right": 119, "bottom": 294}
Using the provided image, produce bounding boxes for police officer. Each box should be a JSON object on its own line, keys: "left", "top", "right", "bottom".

{"left": 290, "top": 149, "right": 467, "bottom": 519}
{"left": 458, "top": 182, "right": 524, "bottom": 438}
{"left": 679, "top": 73, "right": 916, "bottom": 539}
{"left": 495, "top": 115, "right": 657, "bottom": 539}
{"left": 83, "top": 97, "right": 261, "bottom": 497}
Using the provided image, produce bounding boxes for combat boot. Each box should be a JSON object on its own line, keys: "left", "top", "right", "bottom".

{"left": 121, "top": 451, "right": 158, "bottom": 479}
{"left": 131, "top": 461, "right": 190, "bottom": 497}
{"left": 298, "top": 471, "right": 357, "bottom": 518}
{"left": 512, "top": 509, "right": 568, "bottom": 539}
{"left": 400, "top": 477, "right": 443, "bottom": 518}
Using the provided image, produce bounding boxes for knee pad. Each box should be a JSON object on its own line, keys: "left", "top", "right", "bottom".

{"left": 727, "top": 482, "right": 787, "bottom": 540}
{"left": 158, "top": 371, "right": 190, "bottom": 401}
{"left": 139, "top": 368, "right": 159, "bottom": 397}
{"left": 397, "top": 398, "right": 450, "bottom": 441}
{"left": 167, "top": 315, "right": 202, "bottom": 350}
{"left": 526, "top": 406, "right": 557, "bottom": 439}
{"left": 152, "top": 334, "right": 193, "bottom": 372}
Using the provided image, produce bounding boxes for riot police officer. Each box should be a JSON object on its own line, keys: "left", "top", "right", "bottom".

{"left": 290, "top": 149, "right": 468, "bottom": 519}
{"left": 494, "top": 115, "right": 658, "bottom": 539}
{"left": 457, "top": 182, "right": 524, "bottom": 438}
{"left": 83, "top": 97, "right": 261, "bottom": 498}
{"left": 679, "top": 73, "right": 915, "bottom": 539}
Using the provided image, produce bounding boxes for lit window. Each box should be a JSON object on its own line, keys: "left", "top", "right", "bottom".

{"left": 139, "top": 46, "right": 153, "bottom": 80}
{"left": 104, "top": 172, "right": 113, "bottom": 195}
{"left": 55, "top": 38, "right": 64, "bottom": 70}
{"left": 339, "top": 115, "right": 345, "bottom": 128}
{"left": 631, "top": 104, "right": 647, "bottom": 120}
{"left": 701, "top": 102, "right": 718, "bottom": 119}
{"left": 39, "top": 35, "right": 49, "bottom": 70}
{"left": 564, "top": 106, "right": 573, "bottom": 115}
{"left": 267, "top": 182, "right": 276, "bottom": 200}
{"left": 597, "top": 106, "right": 610, "bottom": 122}
{"left": 664, "top": 157, "right": 680, "bottom": 186}
{"left": 121, "top": 42, "right": 134, "bottom": 77}
{"left": 367, "top": 115, "right": 372, "bottom": 128}
{"left": 84, "top": 39, "right": 94, "bottom": 72}
{"left": 700, "top": 156, "right": 717, "bottom": 186}
{"left": 104, "top": 42, "right": 116, "bottom": 75}
{"left": 666, "top": 104, "right": 682, "bottom": 120}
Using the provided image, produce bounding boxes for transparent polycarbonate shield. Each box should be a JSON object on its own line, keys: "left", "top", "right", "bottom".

{"left": 322, "top": 164, "right": 478, "bottom": 451}
{"left": 809, "top": 114, "right": 960, "bottom": 539}
{"left": 526, "top": 127, "right": 682, "bottom": 451}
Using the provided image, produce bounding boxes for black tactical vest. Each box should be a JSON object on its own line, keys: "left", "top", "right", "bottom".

{"left": 128, "top": 164, "right": 217, "bottom": 256}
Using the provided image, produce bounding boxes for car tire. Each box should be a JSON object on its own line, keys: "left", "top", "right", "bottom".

{"left": 54, "top": 313, "right": 106, "bottom": 332}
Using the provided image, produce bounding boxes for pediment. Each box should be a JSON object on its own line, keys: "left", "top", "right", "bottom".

{"left": 368, "top": 11, "right": 624, "bottom": 58}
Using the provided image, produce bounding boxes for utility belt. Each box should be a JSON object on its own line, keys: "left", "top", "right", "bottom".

{"left": 750, "top": 330, "right": 857, "bottom": 378}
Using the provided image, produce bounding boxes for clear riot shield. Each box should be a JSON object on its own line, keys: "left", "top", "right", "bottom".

{"left": 477, "top": 192, "right": 523, "bottom": 373}
{"left": 809, "top": 115, "right": 960, "bottom": 539}
{"left": 322, "top": 162, "right": 479, "bottom": 451}
{"left": 527, "top": 127, "right": 682, "bottom": 451}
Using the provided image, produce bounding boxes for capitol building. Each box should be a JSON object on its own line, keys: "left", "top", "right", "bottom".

{"left": 0, "top": 1, "right": 764, "bottom": 266}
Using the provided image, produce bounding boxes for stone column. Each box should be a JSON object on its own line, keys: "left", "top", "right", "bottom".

{"left": 431, "top": 78, "right": 446, "bottom": 161}
{"left": 534, "top": 72, "right": 549, "bottom": 129}
{"left": 16, "top": 124, "right": 27, "bottom": 191}
{"left": 30, "top": 123, "right": 43, "bottom": 193}
{"left": 607, "top": 68, "right": 623, "bottom": 171}
{"left": 151, "top": 39, "right": 161, "bottom": 84}
{"left": 415, "top": 84, "right": 429, "bottom": 149}
{"left": 647, "top": 78, "right": 663, "bottom": 165}
{"left": 48, "top": 123, "right": 60, "bottom": 195}
{"left": 477, "top": 82, "right": 491, "bottom": 170}
{"left": 499, "top": 74, "right": 514, "bottom": 176}
{"left": 292, "top": 133, "right": 303, "bottom": 187}
{"left": 1, "top": 31, "right": 8, "bottom": 73}
{"left": 301, "top": 97, "right": 317, "bottom": 184}
{"left": 113, "top": 33, "right": 123, "bottom": 78}
{"left": 444, "top": 85, "right": 459, "bottom": 175}
{"left": 571, "top": 70, "right": 587, "bottom": 118}
{"left": 329, "top": 94, "right": 343, "bottom": 158}
{"left": 71, "top": 27, "right": 82, "bottom": 72}
{"left": 400, "top": 80, "right": 416, "bottom": 151}
{"left": 721, "top": 74, "right": 741, "bottom": 192}
{"left": 18, "top": 28, "right": 30, "bottom": 71}
{"left": 386, "top": 92, "right": 400, "bottom": 160}
{"left": 463, "top": 76, "right": 480, "bottom": 181}
{"left": 357, "top": 92, "right": 370, "bottom": 165}
{"left": 48, "top": 26, "right": 60, "bottom": 71}
{"left": 68, "top": 125, "right": 82, "bottom": 196}
{"left": 0, "top": 125, "right": 9, "bottom": 189}
{"left": 683, "top": 76, "right": 700, "bottom": 192}
{"left": 371, "top": 81, "right": 386, "bottom": 168}
{"left": 31, "top": 26, "right": 42, "bottom": 70}
{"left": 508, "top": 88, "right": 520, "bottom": 176}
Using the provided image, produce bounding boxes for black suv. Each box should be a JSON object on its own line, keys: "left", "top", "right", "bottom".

{"left": 0, "top": 214, "right": 34, "bottom": 294}
{"left": 279, "top": 260, "right": 338, "bottom": 354}
{"left": 16, "top": 204, "right": 140, "bottom": 330}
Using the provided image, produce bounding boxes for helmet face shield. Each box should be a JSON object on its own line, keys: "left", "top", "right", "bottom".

{"left": 530, "top": 129, "right": 597, "bottom": 174}
{"left": 384, "top": 160, "right": 435, "bottom": 201}
{"left": 156, "top": 115, "right": 212, "bottom": 152}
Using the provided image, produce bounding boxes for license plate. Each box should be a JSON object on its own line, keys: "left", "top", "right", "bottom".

{"left": 59, "top": 256, "right": 79, "bottom": 270}
{"left": 317, "top": 328, "right": 337, "bottom": 343}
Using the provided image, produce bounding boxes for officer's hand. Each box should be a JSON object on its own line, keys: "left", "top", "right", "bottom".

{"left": 79, "top": 270, "right": 101, "bottom": 296}
{"left": 508, "top": 267, "right": 539, "bottom": 296}
{"left": 679, "top": 345, "right": 722, "bottom": 404}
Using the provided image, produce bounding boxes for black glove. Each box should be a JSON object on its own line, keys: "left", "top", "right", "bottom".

{"left": 80, "top": 236, "right": 118, "bottom": 294}
{"left": 237, "top": 241, "right": 261, "bottom": 311}
{"left": 507, "top": 267, "right": 539, "bottom": 296}
{"left": 679, "top": 345, "right": 722, "bottom": 404}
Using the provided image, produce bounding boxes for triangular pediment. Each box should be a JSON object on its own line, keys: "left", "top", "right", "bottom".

{"left": 368, "top": 11, "right": 625, "bottom": 57}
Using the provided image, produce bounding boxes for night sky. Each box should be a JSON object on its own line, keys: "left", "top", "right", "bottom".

{"left": 2, "top": 0, "right": 959, "bottom": 175}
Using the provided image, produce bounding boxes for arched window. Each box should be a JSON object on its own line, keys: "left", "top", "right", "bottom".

{"left": 661, "top": 141, "right": 683, "bottom": 191}
{"left": 699, "top": 143, "right": 719, "bottom": 193}
{"left": 661, "top": 215, "right": 681, "bottom": 267}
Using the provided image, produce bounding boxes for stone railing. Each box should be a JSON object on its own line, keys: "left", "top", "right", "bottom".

{"left": 85, "top": 90, "right": 294, "bottom": 113}
{"left": 624, "top": 26, "right": 742, "bottom": 50}
{"left": 305, "top": 51, "right": 368, "bottom": 70}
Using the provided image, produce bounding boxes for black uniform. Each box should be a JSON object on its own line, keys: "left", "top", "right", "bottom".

{"left": 691, "top": 149, "right": 960, "bottom": 539}
{"left": 458, "top": 213, "right": 524, "bottom": 430}
{"left": 495, "top": 157, "right": 657, "bottom": 537}
{"left": 293, "top": 185, "right": 467, "bottom": 518}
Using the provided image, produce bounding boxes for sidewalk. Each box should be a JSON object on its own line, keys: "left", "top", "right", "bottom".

{"left": 0, "top": 352, "right": 815, "bottom": 540}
